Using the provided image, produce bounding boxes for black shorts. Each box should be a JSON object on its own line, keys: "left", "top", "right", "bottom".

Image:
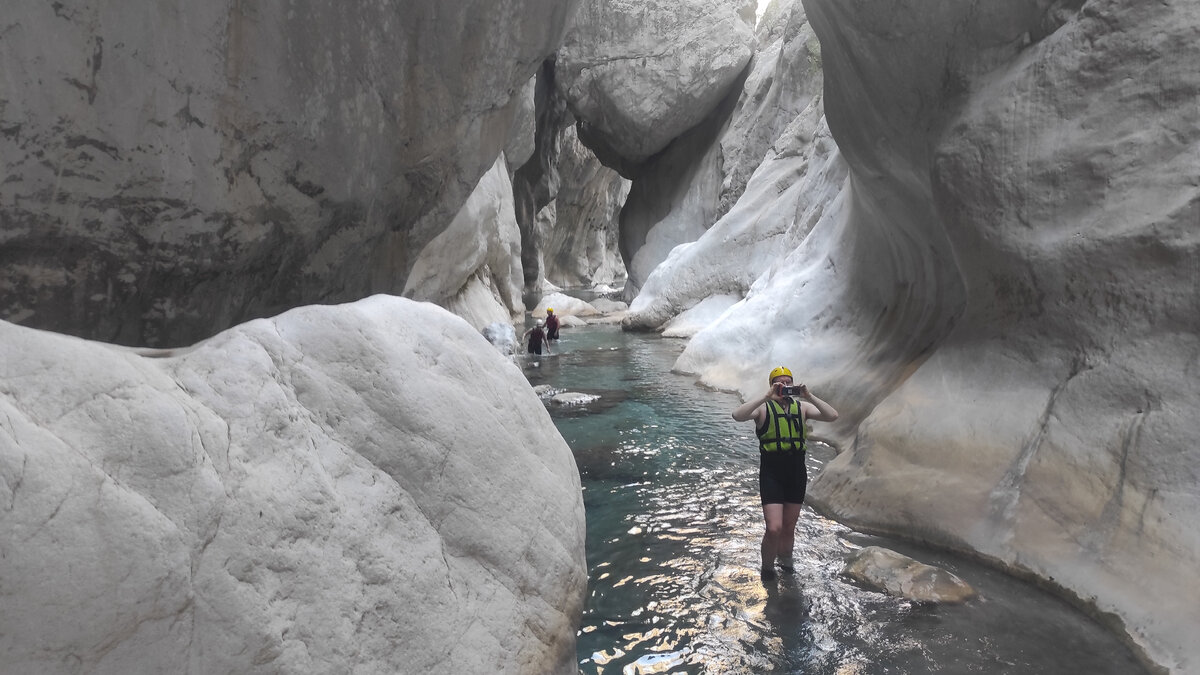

{"left": 759, "top": 451, "right": 808, "bottom": 505}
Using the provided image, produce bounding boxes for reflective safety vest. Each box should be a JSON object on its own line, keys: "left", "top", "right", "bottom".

{"left": 756, "top": 399, "right": 806, "bottom": 453}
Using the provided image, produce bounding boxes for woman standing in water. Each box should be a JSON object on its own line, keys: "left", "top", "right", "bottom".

{"left": 732, "top": 366, "right": 838, "bottom": 580}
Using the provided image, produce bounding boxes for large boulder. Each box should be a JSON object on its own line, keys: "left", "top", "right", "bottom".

{"left": 0, "top": 296, "right": 586, "bottom": 674}
{"left": 556, "top": 0, "right": 757, "bottom": 168}
{"left": 0, "top": 0, "right": 577, "bottom": 347}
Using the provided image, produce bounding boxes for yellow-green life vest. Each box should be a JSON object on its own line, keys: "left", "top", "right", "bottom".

{"left": 756, "top": 399, "right": 806, "bottom": 453}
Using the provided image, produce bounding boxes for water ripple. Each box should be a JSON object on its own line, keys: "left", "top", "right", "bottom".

{"left": 525, "top": 326, "right": 1147, "bottom": 674}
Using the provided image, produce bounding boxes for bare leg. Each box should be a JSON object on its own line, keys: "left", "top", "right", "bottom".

{"left": 761, "top": 503, "right": 784, "bottom": 573}
{"left": 776, "top": 503, "right": 803, "bottom": 570}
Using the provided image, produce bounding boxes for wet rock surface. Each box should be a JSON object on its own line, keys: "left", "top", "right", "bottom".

{"left": 842, "top": 546, "right": 977, "bottom": 604}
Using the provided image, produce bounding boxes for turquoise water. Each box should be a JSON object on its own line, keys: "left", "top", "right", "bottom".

{"left": 521, "top": 324, "right": 1147, "bottom": 674}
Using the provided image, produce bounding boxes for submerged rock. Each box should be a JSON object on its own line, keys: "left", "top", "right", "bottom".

{"left": 842, "top": 547, "right": 976, "bottom": 604}
{"left": 550, "top": 392, "right": 601, "bottom": 407}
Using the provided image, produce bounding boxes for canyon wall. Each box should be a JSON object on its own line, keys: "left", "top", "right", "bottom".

{"left": 0, "top": 0, "right": 576, "bottom": 346}
{"left": 540, "top": 126, "right": 629, "bottom": 290}
{"left": 5, "top": 0, "right": 1198, "bottom": 670}
{"left": 806, "top": 2, "right": 1200, "bottom": 671}
{"left": 555, "top": 0, "right": 758, "bottom": 296}
{"left": 621, "top": 0, "right": 1199, "bottom": 670}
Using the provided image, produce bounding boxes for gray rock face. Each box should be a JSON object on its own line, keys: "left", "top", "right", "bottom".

{"left": 557, "top": 0, "right": 757, "bottom": 168}
{"left": 0, "top": 0, "right": 577, "bottom": 347}
{"left": 542, "top": 126, "right": 630, "bottom": 288}
{"left": 513, "top": 60, "right": 574, "bottom": 308}
{"left": 0, "top": 297, "right": 586, "bottom": 674}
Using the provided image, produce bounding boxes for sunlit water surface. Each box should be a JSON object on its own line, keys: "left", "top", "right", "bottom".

{"left": 521, "top": 324, "right": 1146, "bottom": 675}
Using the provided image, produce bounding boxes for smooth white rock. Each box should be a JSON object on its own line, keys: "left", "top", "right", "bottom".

{"left": 505, "top": 76, "right": 539, "bottom": 170}
{"left": 611, "top": 0, "right": 828, "bottom": 298}
{"left": 482, "top": 321, "right": 520, "bottom": 357}
{"left": 0, "top": 296, "right": 586, "bottom": 674}
{"left": 804, "top": 2, "right": 1200, "bottom": 671}
{"left": 589, "top": 298, "right": 629, "bottom": 314}
{"left": 404, "top": 155, "right": 525, "bottom": 329}
{"left": 842, "top": 547, "right": 976, "bottom": 604}
{"left": 549, "top": 393, "right": 601, "bottom": 407}
{"left": 534, "top": 293, "right": 601, "bottom": 318}
{"left": 661, "top": 294, "right": 741, "bottom": 338}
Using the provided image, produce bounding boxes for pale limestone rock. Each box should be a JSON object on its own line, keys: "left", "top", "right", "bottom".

{"left": 505, "top": 76, "right": 539, "bottom": 170}
{"left": 655, "top": 0, "right": 1199, "bottom": 671}
{"left": 542, "top": 126, "right": 630, "bottom": 288}
{"left": 557, "top": 0, "right": 757, "bottom": 166}
{"left": 0, "top": 0, "right": 577, "bottom": 347}
{"left": 482, "top": 321, "right": 520, "bottom": 357}
{"left": 0, "top": 296, "right": 585, "bottom": 674}
{"left": 621, "top": 0, "right": 838, "bottom": 310}
{"left": 589, "top": 298, "right": 629, "bottom": 314}
{"left": 802, "top": 1, "right": 1200, "bottom": 671}
{"left": 661, "top": 294, "right": 740, "bottom": 338}
{"left": 403, "top": 155, "right": 525, "bottom": 330}
{"left": 619, "top": 133, "right": 727, "bottom": 298}
{"left": 535, "top": 293, "right": 600, "bottom": 318}
{"left": 842, "top": 547, "right": 976, "bottom": 604}
{"left": 550, "top": 392, "right": 601, "bottom": 407}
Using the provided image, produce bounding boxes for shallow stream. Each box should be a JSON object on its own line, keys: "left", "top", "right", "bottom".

{"left": 521, "top": 324, "right": 1146, "bottom": 675}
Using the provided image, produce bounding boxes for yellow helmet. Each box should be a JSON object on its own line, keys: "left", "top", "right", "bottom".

{"left": 768, "top": 366, "right": 793, "bottom": 383}
{"left": 546, "top": 307, "right": 554, "bottom": 313}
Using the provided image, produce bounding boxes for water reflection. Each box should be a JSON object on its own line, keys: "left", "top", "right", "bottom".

{"left": 522, "top": 325, "right": 1146, "bottom": 675}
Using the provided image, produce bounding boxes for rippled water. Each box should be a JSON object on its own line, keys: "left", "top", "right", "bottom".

{"left": 521, "top": 324, "right": 1147, "bottom": 675}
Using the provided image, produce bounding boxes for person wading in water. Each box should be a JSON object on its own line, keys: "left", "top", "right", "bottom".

{"left": 523, "top": 319, "right": 552, "bottom": 356}
{"left": 732, "top": 366, "right": 838, "bottom": 580}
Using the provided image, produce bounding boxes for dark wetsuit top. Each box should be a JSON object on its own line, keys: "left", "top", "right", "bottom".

{"left": 756, "top": 398, "right": 807, "bottom": 505}
{"left": 545, "top": 314, "right": 559, "bottom": 339}
{"left": 527, "top": 327, "right": 547, "bottom": 354}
